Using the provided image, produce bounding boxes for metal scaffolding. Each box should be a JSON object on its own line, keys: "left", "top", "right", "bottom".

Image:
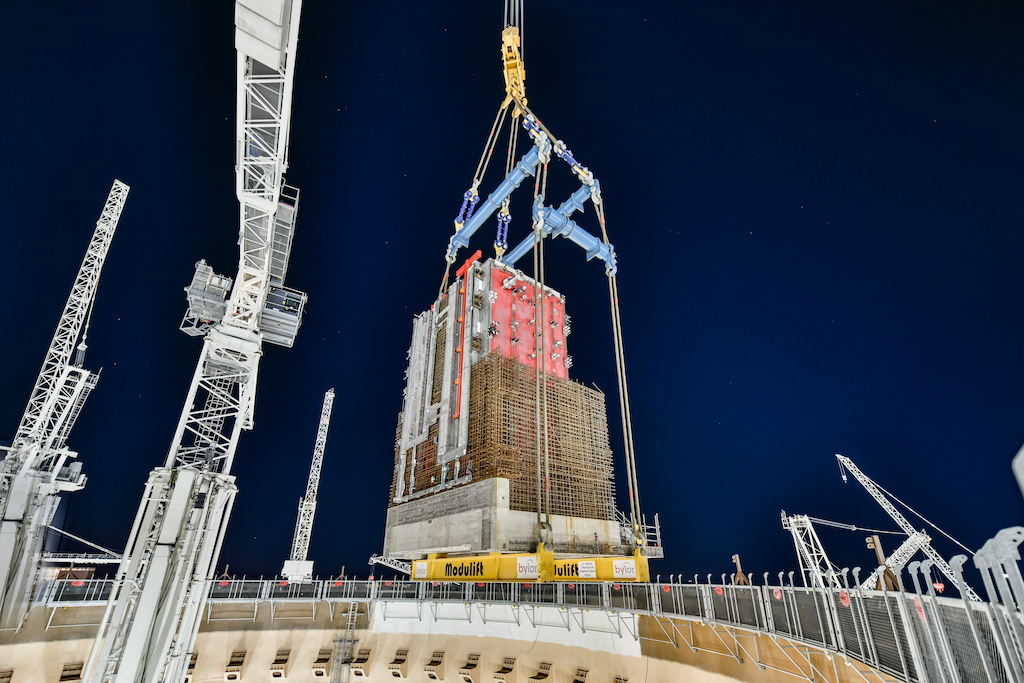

{"left": 391, "top": 353, "right": 616, "bottom": 522}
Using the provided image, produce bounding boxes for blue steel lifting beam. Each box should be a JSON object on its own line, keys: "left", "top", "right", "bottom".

{"left": 445, "top": 116, "right": 618, "bottom": 276}
{"left": 501, "top": 182, "right": 617, "bottom": 275}
{"left": 446, "top": 145, "right": 542, "bottom": 261}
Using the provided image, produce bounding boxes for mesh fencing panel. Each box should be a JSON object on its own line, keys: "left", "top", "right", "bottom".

{"left": 728, "top": 586, "right": 762, "bottom": 630}
{"left": 791, "top": 590, "right": 829, "bottom": 647}
{"left": 835, "top": 599, "right": 866, "bottom": 661}
{"left": 861, "top": 595, "right": 919, "bottom": 682}
{"left": 939, "top": 602, "right": 1008, "bottom": 683}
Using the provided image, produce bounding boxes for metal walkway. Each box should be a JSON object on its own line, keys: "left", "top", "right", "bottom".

{"left": 36, "top": 526, "right": 1024, "bottom": 683}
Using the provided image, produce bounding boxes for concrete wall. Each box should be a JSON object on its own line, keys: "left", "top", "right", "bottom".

{"left": 0, "top": 602, "right": 893, "bottom": 683}
{"left": 384, "top": 479, "right": 501, "bottom": 556}
{"left": 384, "top": 478, "right": 626, "bottom": 558}
{"left": 495, "top": 507, "right": 624, "bottom": 554}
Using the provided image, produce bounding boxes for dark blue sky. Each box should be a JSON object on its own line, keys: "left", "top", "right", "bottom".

{"left": 3, "top": 1, "right": 1023, "bottom": 587}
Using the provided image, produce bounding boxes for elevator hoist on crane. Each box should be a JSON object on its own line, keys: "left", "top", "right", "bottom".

{"left": 85, "top": 1, "right": 309, "bottom": 681}
{"left": 403, "top": 0, "right": 661, "bottom": 584}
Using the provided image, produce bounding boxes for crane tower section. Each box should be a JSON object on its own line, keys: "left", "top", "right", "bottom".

{"left": 85, "top": 1, "right": 308, "bottom": 680}
{"left": 781, "top": 512, "right": 842, "bottom": 589}
{"left": 384, "top": 255, "right": 625, "bottom": 560}
{"left": 283, "top": 388, "right": 334, "bottom": 581}
{"left": 0, "top": 180, "right": 128, "bottom": 629}
{"left": 836, "top": 454, "right": 982, "bottom": 601}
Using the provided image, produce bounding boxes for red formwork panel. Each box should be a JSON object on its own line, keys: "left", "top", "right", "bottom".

{"left": 490, "top": 267, "right": 567, "bottom": 379}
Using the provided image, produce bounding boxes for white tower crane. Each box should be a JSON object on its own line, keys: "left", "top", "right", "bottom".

{"left": 781, "top": 511, "right": 843, "bottom": 589}
{"left": 84, "top": 2, "right": 308, "bottom": 681}
{"left": 836, "top": 453, "right": 981, "bottom": 601}
{"left": 0, "top": 180, "right": 129, "bottom": 628}
{"left": 282, "top": 388, "right": 334, "bottom": 581}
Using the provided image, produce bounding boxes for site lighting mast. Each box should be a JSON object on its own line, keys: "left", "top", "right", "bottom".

{"left": 0, "top": 180, "right": 129, "bottom": 629}
{"left": 85, "top": 1, "right": 309, "bottom": 681}
{"left": 282, "top": 388, "right": 334, "bottom": 581}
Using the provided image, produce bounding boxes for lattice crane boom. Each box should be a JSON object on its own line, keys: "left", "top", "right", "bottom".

{"left": 0, "top": 179, "right": 128, "bottom": 629}
{"left": 9, "top": 181, "right": 128, "bottom": 456}
{"left": 836, "top": 454, "right": 981, "bottom": 601}
{"left": 85, "top": 2, "right": 308, "bottom": 680}
{"left": 289, "top": 389, "right": 334, "bottom": 564}
{"left": 860, "top": 531, "right": 929, "bottom": 590}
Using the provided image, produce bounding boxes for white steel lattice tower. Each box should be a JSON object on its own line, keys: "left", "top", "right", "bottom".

{"left": 0, "top": 180, "right": 129, "bottom": 629}
{"left": 283, "top": 388, "right": 335, "bottom": 581}
{"left": 84, "top": 1, "right": 309, "bottom": 681}
{"left": 781, "top": 511, "right": 842, "bottom": 589}
{"left": 836, "top": 454, "right": 982, "bottom": 600}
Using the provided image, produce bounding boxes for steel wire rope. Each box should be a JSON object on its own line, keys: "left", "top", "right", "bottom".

{"left": 474, "top": 104, "right": 509, "bottom": 187}
{"left": 498, "top": 112, "right": 520, "bottom": 235}
{"left": 504, "top": 115, "right": 520, "bottom": 177}
{"left": 538, "top": 160, "right": 552, "bottom": 528}
{"left": 527, "top": 132, "right": 553, "bottom": 530}
{"left": 518, "top": 0, "right": 523, "bottom": 64}
{"left": 440, "top": 105, "right": 510, "bottom": 299}
{"left": 76, "top": 296, "right": 97, "bottom": 366}
{"left": 805, "top": 516, "right": 903, "bottom": 536}
{"left": 595, "top": 198, "right": 644, "bottom": 541}
{"left": 869, "top": 479, "right": 974, "bottom": 555}
{"left": 510, "top": 92, "right": 646, "bottom": 543}
{"left": 502, "top": 0, "right": 552, "bottom": 534}
{"left": 838, "top": 456, "right": 975, "bottom": 554}
{"left": 531, "top": 159, "right": 544, "bottom": 529}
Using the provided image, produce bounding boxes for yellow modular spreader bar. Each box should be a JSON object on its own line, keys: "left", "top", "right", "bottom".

{"left": 410, "top": 544, "right": 650, "bottom": 583}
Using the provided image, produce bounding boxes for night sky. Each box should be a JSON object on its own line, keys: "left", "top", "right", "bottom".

{"left": 4, "top": 1, "right": 1023, "bottom": 589}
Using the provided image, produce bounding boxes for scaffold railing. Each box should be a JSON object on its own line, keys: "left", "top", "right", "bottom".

{"left": 35, "top": 526, "right": 1024, "bottom": 683}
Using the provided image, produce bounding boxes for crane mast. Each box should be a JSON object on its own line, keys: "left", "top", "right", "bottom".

{"left": 283, "top": 388, "right": 334, "bottom": 581}
{"left": 781, "top": 511, "right": 842, "bottom": 589}
{"left": 836, "top": 454, "right": 981, "bottom": 601}
{"left": 85, "top": 2, "right": 308, "bottom": 681}
{"left": 0, "top": 179, "right": 129, "bottom": 629}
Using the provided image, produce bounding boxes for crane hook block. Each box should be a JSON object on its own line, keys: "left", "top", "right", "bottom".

{"left": 501, "top": 26, "right": 527, "bottom": 115}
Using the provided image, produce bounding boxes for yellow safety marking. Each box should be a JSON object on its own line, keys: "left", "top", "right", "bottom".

{"left": 410, "top": 545, "right": 650, "bottom": 583}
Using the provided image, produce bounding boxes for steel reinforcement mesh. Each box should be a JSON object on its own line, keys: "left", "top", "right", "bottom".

{"left": 467, "top": 353, "right": 616, "bottom": 521}
{"left": 389, "top": 413, "right": 402, "bottom": 503}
